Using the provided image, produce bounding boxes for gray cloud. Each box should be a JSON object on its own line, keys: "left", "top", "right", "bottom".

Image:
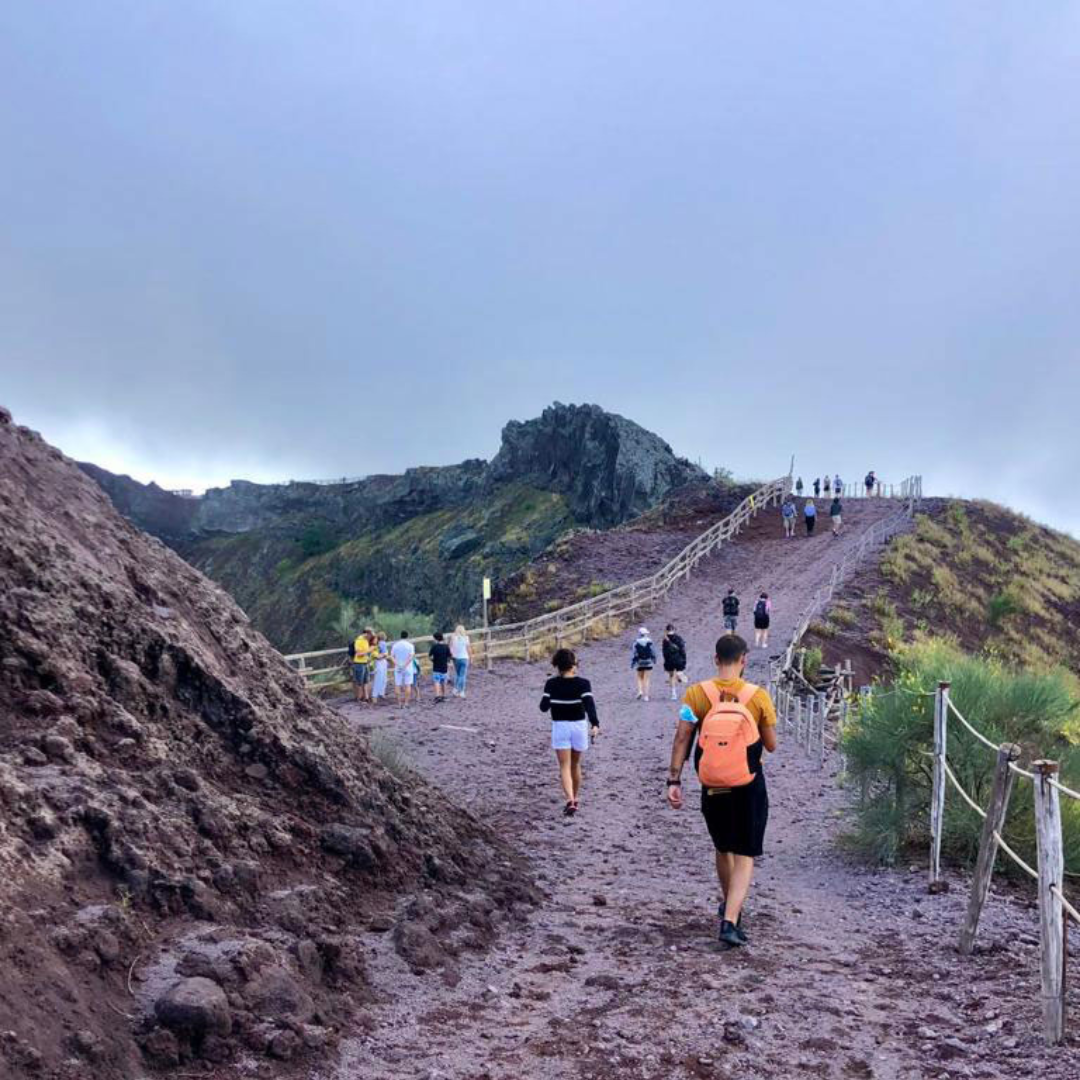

{"left": 2, "top": 2, "right": 1078, "bottom": 533}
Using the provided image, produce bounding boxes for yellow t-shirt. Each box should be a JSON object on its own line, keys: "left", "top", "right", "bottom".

{"left": 353, "top": 636, "right": 373, "bottom": 664}
{"left": 682, "top": 677, "right": 777, "bottom": 728}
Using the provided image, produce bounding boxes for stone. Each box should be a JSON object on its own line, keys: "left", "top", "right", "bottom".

{"left": 42, "top": 735, "right": 75, "bottom": 763}
{"left": 269, "top": 1028, "right": 300, "bottom": 1060}
{"left": 21, "top": 746, "right": 48, "bottom": 767}
{"left": 245, "top": 762, "right": 269, "bottom": 781}
{"left": 243, "top": 964, "right": 314, "bottom": 1024}
{"left": 320, "top": 824, "right": 375, "bottom": 867}
{"left": 141, "top": 1028, "right": 180, "bottom": 1067}
{"left": 173, "top": 768, "right": 200, "bottom": 791}
{"left": 155, "top": 976, "right": 232, "bottom": 1037}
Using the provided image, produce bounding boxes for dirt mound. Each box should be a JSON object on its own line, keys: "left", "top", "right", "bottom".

{"left": 0, "top": 408, "right": 538, "bottom": 1078}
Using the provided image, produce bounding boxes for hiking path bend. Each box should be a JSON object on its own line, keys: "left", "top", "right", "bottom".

{"left": 328, "top": 500, "right": 1080, "bottom": 1080}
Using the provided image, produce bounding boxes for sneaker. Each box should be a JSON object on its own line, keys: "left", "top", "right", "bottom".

{"left": 636, "top": 692, "right": 643, "bottom": 701}
{"left": 643, "top": 695, "right": 649, "bottom": 702}
{"left": 718, "top": 920, "right": 744, "bottom": 949}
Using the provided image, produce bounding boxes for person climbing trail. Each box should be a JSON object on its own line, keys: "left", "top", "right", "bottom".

{"left": 631, "top": 627, "right": 656, "bottom": 701}
{"left": 540, "top": 648, "right": 599, "bottom": 817}
{"left": 662, "top": 623, "right": 688, "bottom": 700}
{"left": 666, "top": 634, "right": 778, "bottom": 948}
{"left": 429, "top": 631, "right": 451, "bottom": 702}
{"left": 351, "top": 630, "right": 374, "bottom": 704}
{"left": 823, "top": 475, "right": 831, "bottom": 497}
{"left": 449, "top": 624, "right": 471, "bottom": 698}
{"left": 795, "top": 476, "right": 804, "bottom": 497}
{"left": 813, "top": 477, "right": 821, "bottom": 497}
{"left": 781, "top": 495, "right": 797, "bottom": 538}
{"left": 864, "top": 470, "right": 876, "bottom": 496}
{"left": 721, "top": 588, "right": 740, "bottom": 634}
{"left": 753, "top": 593, "right": 771, "bottom": 648}
{"left": 830, "top": 494, "right": 843, "bottom": 536}
{"left": 833, "top": 473, "right": 842, "bottom": 496}
{"left": 804, "top": 498, "right": 817, "bottom": 536}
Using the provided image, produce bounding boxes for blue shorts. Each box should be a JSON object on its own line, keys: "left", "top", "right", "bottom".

{"left": 433, "top": 672, "right": 448, "bottom": 685}
{"left": 352, "top": 663, "right": 371, "bottom": 685}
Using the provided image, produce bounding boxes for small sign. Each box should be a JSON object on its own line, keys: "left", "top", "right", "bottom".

{"left": 482, "top": 577, "right": 491, "bottom": 600}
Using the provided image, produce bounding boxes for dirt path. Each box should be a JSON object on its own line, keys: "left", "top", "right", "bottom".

{"left": 325, "top": 502, "right": 1080, "bottom": 1080}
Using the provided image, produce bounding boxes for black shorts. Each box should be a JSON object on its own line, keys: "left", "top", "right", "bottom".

{"left": 699, "top": 772, "right": 768, "bottom": 857}
{"left": 753, "top": 615, "right": 770, "bottom": 630}
{"left": 663, "top": 662, "right": 686, "bottom": 674}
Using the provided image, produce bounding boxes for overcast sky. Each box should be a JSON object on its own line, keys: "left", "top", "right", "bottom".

{"left": 2, "top": 2, "right": 1078, "bottom": 534}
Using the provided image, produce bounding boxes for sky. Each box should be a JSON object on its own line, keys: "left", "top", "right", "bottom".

{"left": 2, "top": 2, "right": 1079, "bottom": 534}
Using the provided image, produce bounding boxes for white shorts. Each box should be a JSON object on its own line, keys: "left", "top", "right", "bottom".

{"left": 552, "top": 720, "right": 590, "bottom": 751}
{"left": 394, "top": 669, "right": 415, "bottom": 687}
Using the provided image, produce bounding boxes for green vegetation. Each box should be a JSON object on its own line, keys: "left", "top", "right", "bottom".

{"left": 802, "top": 645, "right": 823, "bottom": 684}
{"left": 332, "top": 600, "right": 434, "bottom": 644}
{"left": 366, "top": 730, "right": 412, "bottom": 780}
{"left": 842, "top": 640, "right": 1080, "bottom": 872}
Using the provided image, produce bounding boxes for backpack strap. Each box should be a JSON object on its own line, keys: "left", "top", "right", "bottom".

{"left": 736, "top": 682, "right": 759, "bottom": 706}
{"left": 699, "top": 680, "right": 758, "bottom": 707}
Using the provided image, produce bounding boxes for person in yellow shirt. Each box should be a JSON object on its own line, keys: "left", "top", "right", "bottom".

{"left": 351, "top": 631, "right": 374, "bottom": 704}
{"left": 665, "top": 634, "right": 778, "bottom": 948}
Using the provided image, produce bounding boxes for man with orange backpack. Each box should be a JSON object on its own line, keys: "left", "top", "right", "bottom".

{"left": 665, "top": 634, "right": 778, "bottom": 948}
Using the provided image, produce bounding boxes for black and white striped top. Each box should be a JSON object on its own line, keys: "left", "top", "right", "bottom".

{"left": 540, "top": 675, "right": 599, "bottom": 728}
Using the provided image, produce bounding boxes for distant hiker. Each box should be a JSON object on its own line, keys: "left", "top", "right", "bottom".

{"left": 372, "top": 632, "right": 389, "bottom": 703}
{"left": 412, "top": 653, "right": 424, "bottom": 702}
{"left": 781, "top": 496, "right": 797, "bottom": 538}
{"left": 804, "top": 498, "right": 817, "bottom": 535}
{"left": 753, "top": 593, "right": 771, "bottom": 649}
{"left": 864, "top": 470, "right": 875, "bottom": 496}
{"left": 823, "top": 475, "right": 831, "bottom": 497}
{"left": 666, "top": 634, "right": 778, "bottom": 949}
{"left": 450, "top": 624, "right": 471, "bottom": 698}
{"left": 540, "top": 648, "right": 600, "bottom": 817}
{"left": 631, "top": 627, "right": 656, "bottom": 701}
{"left": 833, "top": 473, "right": 842, "bottom": 496}
{"left": 721, "top": 588, "right": 740, "bottom": 634}
{"left": 813, "top": 477, "right": 821, "bottom": 498}
{"left": 830, "top": 495, "right": 843, "bottom": 536}
{"left": 662, "top": 623, "right": 688, "bottom": 701}
{"left": 795, "top": 477, "right": 804, "bottom": 498}
{"left": 390, "top": 630, "right": 416, "bottom": 707}
{"left": 429, "top": 631, "right": 451, "bottom": 702}
{"left": 351, "top": 631, "right": 374, "bottom": 704}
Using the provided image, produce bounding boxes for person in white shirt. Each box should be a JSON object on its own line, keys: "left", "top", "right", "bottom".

{"left": 390, "top": 631, "right": 416, "bottom": 707}
{"left": 449, "top": 624, "right": 471, "bottom": 698}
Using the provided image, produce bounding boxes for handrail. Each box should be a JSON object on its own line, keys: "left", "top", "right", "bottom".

{"left": 286, "top": 471, "right": 798, "bottom": 678}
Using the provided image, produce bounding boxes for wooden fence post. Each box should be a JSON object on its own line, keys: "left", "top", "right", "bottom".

{"left": 929, "top": 681, "right": 950, "bottom": 889}
{"left": 1033, "top": 759, "right": 1066, "bottom": 1045}
{"left": 485, "top": 628, "right": 493, "bottom": 671}
{"left": 959, "top": 742, "right": 1020, "bottom": 955}
{"left": 817, "top": 691, "right": 826, "bottom": 768}
{"left": 524, "top": 628, "right": 530, "bottom": 664}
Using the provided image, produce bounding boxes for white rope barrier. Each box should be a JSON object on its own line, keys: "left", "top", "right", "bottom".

{"left": 1049, "top": 776, "right": 1080, "bottom": 802}
{"left": 1051, "top": 884, "right": 1080, "bottom": 926}
{"left": 942, "top": 760, "right": 987, "bottom": 820}
{"left": 991, "top": 830, "right": 1039, "bottom": 881}
{"left": 1009, "top": 761, "right": 1037, "bottom": 781}
{"left": 945, "top": 698, "right": 1001, "bottom": 754}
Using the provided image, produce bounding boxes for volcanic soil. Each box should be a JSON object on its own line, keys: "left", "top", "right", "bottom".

{"left": 331, "top": 500, "right": 1080, "bottom": 1080}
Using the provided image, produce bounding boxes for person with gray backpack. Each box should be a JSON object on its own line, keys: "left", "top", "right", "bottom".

{"left": 631, "top": 627, "right": 656, "bottom": 701}
{"left": 781, "top": 496, "right": 797, "bottom": 538}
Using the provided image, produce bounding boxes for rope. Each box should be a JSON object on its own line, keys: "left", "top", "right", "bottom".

{"left": 1050, "top": 884, "right": 1080, "bottom": 926}
{"left": 945, "top": 698, "right": 1001, "bottom": 754}
{"left": 1049, "top": 776, "right": 1080, "bottom": 802}
{"left": 1008, "top": 761, "right": 1036, "bottom": 781}
{"left": 991, "top": 830, "right": 1039, "bottom": 881}
{"left": 942, "top": 760, "right": 987, "bottom": 820}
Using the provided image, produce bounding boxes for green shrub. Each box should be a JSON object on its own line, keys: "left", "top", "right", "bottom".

{"left": 987, "top": 590, "right": 1021, "bottom": 627}
{"left": 841, "top": 639, "right": 1080, "bottom": 873}
{"left": 299, "top": 521, "right": 337, "bottom": 559}
{"left": 803, "top": 646, "right": 823, "bottom": 684}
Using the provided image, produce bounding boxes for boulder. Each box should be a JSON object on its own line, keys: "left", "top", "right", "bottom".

{"left": 155, "top": 976, "right": 232, "bottom": 1037}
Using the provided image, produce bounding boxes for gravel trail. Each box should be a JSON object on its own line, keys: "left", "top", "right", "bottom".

{"left": 328, "top": 501, "right": 1080, "bottom": 1080}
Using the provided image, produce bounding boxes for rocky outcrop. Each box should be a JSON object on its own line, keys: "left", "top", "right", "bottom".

{"left": 80, "top": 403, "right": 714, "bottom": 650}
{"left": 489, "top": 403, "right": 708, "bottom": 527}
{"left": 0, "top": 406, "right": 536, "bottom": 1078}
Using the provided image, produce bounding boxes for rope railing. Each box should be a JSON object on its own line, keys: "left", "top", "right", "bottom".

{"left": 926, "top": 680, "right": 1079, "bottom": 1045}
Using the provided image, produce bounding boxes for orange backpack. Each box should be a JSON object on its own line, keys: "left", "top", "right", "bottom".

{"left": 695, "top": 681, "right": 760, "bottom": 788}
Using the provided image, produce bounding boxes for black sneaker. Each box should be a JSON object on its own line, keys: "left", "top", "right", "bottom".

{"left": 718, "top": 919, "right": 744, "bottom": 949}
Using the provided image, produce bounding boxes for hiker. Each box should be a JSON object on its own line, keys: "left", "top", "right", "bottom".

{"left": 823, "top": 475, "right": 831, "bottom": 497}
{"left": 833, "top": 473, "right": 842, "bottom": 496}
{"left": 753, "top": 593, "right": 771, "bottom": 648}
{"left": 795, "top": 477, "right": 803, "bottom": 498}
{"left": 662, "top": 623, "right": 688, "bottom": 701}
{"left": 830, "top": 494, "right": 843, "bottom": 536}
{"left": 781, "top": 496, "right": 797, "bottom": 538}
{"left": 411, "top": 652, "right": 424, "bottom": 703}
{"left": 631, "top": 627, "right": 656, "bottom": 701}
{"left": 429, "top": 631, "right": 451, "bottom": 702}
{"left": 351, "top": 631, "right": 374, "bottom": 704}
{"left": 449, "top": 624, "right": 471, "bottom": 698}
{"left": 665, "top": 633, "right": 778, "bottom": 948}
{"left": 390, "top": 630, "right": 416, "bottom": 707}
{"left": 813, "top": 477, "right": 821, "bottom": 498}
{"left": 804, "top": 498, "right": 817, "bottom": 536}
{"left": 372, "top": 632, "right": 389, "bottom": 703}
{"left": 540, "top": 647, "right": 600, "bottom": 817}
{"left": 864, "top": 470, "right": 875, "bottom": 496}
{"left": 721, "top": 588, "right": 740, "bottom": 634}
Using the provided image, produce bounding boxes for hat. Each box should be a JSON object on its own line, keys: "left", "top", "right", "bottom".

{"left": 638, "top": 626, "right": 649, "bottom": 636}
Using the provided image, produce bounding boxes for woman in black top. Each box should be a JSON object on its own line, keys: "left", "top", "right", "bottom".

{"left": 540, "top": 648, "right": 600, "bottom": 816}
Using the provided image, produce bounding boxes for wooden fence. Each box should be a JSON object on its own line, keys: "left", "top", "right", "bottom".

{"left": 287, "top": 474, "right": 792, "bottom": 684}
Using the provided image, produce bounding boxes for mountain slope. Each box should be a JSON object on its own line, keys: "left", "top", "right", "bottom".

{"left": 82, "top": 403, "right": 709, "bottom": 651}
{"left": 0, "top": 406, "right": 534, "bottom": 1077}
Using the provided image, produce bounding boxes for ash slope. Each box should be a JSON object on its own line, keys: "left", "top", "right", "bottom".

{"left": 0, "top": 407, "right": 535, "bottom": 1078}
